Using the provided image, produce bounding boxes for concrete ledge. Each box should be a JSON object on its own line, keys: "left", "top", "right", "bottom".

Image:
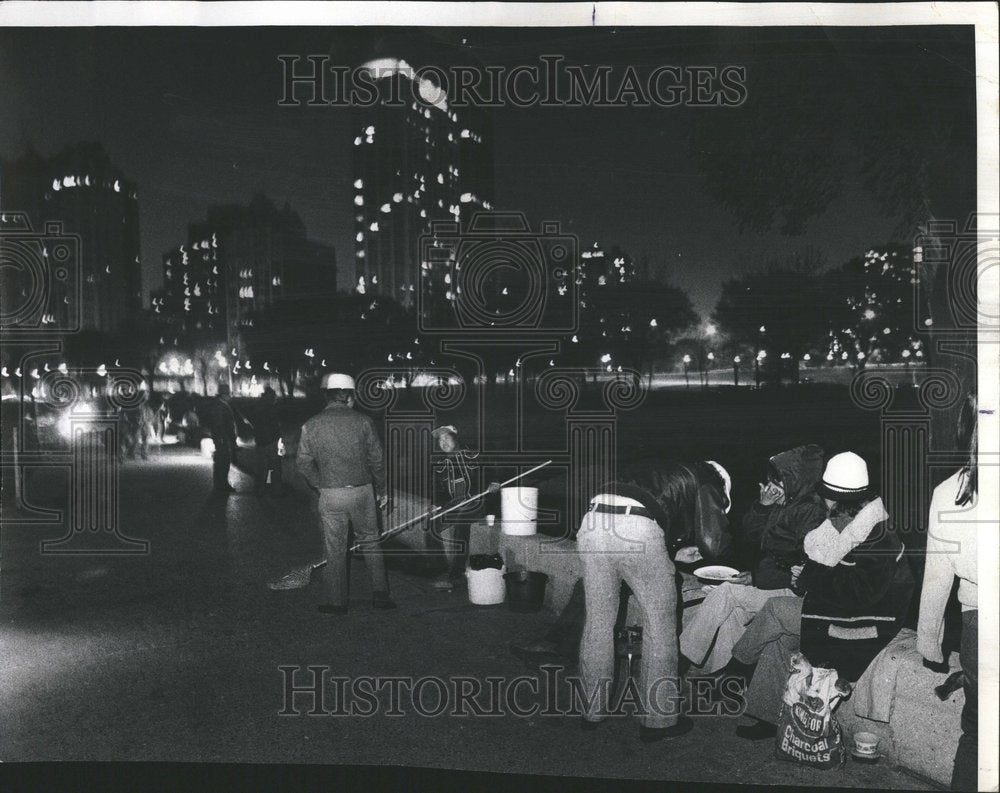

{"left": 836, "top": 629, "right": 962, "bottom": 787}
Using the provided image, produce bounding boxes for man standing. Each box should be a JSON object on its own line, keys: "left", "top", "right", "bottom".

{"left": 297, "top": 373, "right": 395, "bottom": 614}
{"left": 208, "top": 383, "right": 239, "bottom": 493}
{"left": 253, "top": 386, "right": 284, "bottom": 495}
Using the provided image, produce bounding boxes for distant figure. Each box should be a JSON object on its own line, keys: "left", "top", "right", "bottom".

{"left": 296, "top": 372, "right": 395, "bottom": 614}
{"left": 208, "top": 383, "right": 239, "bottom": 493}
{"left": 253, "top": 386, "right": 283, "bottom": 495}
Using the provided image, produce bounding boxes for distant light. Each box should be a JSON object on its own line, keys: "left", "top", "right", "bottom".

{"left": 682, "top": 355, "right": 691, "bottom": 364}
{"left": 600, "top": 353, "right": 611, "bottom": 363}
{"left": 923, "top": 318, "right": 933, "bottom": 327}
{"left": 756, "top": 350, "right": 767, "bottom": 361}
{"left": 649, "top": 318, "right": 658, "bottom": 328}
{"left": 863, "top": 309, "right": 876, "bottom": 320}
{"left": 354, "top": 195, "right": 364, "bottom": 206}
{"left": 802, "top": 353, "right": 811, "bottom": 361}
{"left": 758, "top": 325, "right": 766, "bottom": 333}
{"left": 733, "top": 356, "right": 741, "bottom": 364}
{"left": 707, "top": 352, "right": 715, "bottom": 361}
{"left": 704, "top": 322, "right": 717, "bottom": 337}
{"left": 901, "top": 349, "right": 911, "bottom": 359}
{"left": 353, "top": 178, "right": 363, "bottom": 189}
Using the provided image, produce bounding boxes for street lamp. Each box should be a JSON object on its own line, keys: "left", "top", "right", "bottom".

{"left": 755, "top": 350, "right": 767, "bottom": 388}
{"left": 732, "top": 355, "right": 741, "bottom": 387}
{"left": 704, "top": 351, "right": 715, "bottom": 387}
{"left": 682, "top": 354, "right": 691, "bottom": 388}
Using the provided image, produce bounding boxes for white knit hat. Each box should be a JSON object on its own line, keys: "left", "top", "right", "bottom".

{"left": 704, "top": 460, "right": 732, "bottom": 513}
{"left": 817, "top": 451, "right": 871, "bottom": 501}
{"left": 321, "top": 372, "right": 355, "bottom": 390}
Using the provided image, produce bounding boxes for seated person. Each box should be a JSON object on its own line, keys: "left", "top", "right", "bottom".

{"left": 731, "top": 451, "right": 914, "bottom": 739}
{"left": 680, "top": 444, "right": 826, "bottom": 674}
{"left": 429, "top": 425, "right": 499, "bottom": 591}
{"left": 511, "top": 459, "right": 734, "bottom": 668}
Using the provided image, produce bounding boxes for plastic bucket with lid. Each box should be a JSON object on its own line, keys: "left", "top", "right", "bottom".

{"left": 504, "top": 570, "right": 548, "bottom": 613}
{"left": 466, "top": 565, "right": 506, "bottom": 605}
{"left": 501, "top": 486, "right": 538, "bottom": 535}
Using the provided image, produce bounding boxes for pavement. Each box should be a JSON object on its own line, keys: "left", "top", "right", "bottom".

{"left": 0, "top": 444, "right": 934, "bottom": 789}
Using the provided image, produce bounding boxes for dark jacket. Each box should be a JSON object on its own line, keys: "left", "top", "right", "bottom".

{"left": 208, "top": 397, "right": 238, "bottom": 444}
{"left": 253, "top": 401, "right": 282, "bottom": 446}
{"left": 296, "top": 402, "right": 386, "bottom": 495}
{"left": 433, "top": 449, "right": 476, "bottom": 511}
{"left": 797, "top": 503, "right": 915, "bottom": 681}
{"left": 602, "top": 460, "right": 733, "bottom": 562}
{"left": 743, "top": 444, "right": 827, "bottom": 590}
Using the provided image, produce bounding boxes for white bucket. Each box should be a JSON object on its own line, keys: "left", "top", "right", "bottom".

{"left": 501, "top": 486, "right": 539, "bottom": 536}
{"left": 466, "top": 565, "right": 506, "bottom": 605}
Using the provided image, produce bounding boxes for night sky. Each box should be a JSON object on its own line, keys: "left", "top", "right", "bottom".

{"left": 0, "top": 25, "right": 977, "bottom": 316}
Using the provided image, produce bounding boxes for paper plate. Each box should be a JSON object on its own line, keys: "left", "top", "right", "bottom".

{"left": 693, "top": 565, "right": 741, "bottom": 582}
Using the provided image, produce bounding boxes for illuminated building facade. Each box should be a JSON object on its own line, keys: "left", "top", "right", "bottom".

{"left": 352, "top": 57, "right": 494, "bottom": 307}
{"left": 156, "top": 195, "right": 336, "bottom": 354}
{"left": 0, "top": 143, "right": 141, "bottom": 334}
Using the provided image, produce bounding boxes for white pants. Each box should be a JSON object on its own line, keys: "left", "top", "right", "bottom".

{"left": 680, "top": 583, "right": 794, "bottom": 674}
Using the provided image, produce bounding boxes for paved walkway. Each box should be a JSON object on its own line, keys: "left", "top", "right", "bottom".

{"left": 0, "top": 446, "right": 930, "bottom": 788}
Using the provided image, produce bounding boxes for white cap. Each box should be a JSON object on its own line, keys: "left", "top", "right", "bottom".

{"left": 705, "top": 460, "right": 732, "bottom": 513}
{"left": 322, "top": 372, "right": 355, "bottom": 390}
{"left": 817, "top": 451, "right": 870, "bottom": 501}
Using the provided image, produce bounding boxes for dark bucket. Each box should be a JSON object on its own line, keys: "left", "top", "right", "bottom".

{"left": 503, "top": 571, "right": 548, "bottom": 613}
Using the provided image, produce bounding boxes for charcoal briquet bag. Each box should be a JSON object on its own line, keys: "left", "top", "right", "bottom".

{"left": 774, "top": 700, "right": 847, "bottom": 769}
{"left": 773, "top": 652, "right": 850, "bottom": 769}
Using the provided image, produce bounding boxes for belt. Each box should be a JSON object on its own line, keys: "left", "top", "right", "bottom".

{"left": 588, "top": 502, "right": 654, "bottom": 520}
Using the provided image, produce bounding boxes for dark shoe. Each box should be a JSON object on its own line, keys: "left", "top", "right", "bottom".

{"left": 639, "top": 716, "right": 694, "bottom": 742}
{"left": 735, "top": 720, "right": 777, "bottom": 740}
{"left": 580, "top": 718, "right": 606, "bottom": 732}
{"left": 317, "top": 604, "right": 349, "bottom": 615}
{"left": 372, "top": 593, "right": 397, "bottom": 610}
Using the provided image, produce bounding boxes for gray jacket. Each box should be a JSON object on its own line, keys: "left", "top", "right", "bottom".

{"left": 296, "top": 402, "right": 386, "bottom": 496}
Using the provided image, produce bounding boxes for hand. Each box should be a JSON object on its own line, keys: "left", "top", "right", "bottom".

{"left": 759, "top": 482, "right": 785, "bottom": 506}
{"left": 790, "top": 564, "right": 804, "bottom": 586}
{"left": 731, "top": 571, "right": 753, "bottom": 586}
{"left": 487, "top": 481, "right": 501, "bottom": 494}
{"left": 674, "top": 546, "right": 703, "bottom": 564}
{"left": 377, "top": 494, "right": 389, "bottom": 510}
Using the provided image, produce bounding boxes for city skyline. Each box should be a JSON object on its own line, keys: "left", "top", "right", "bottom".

{"left": 0, "top": 26, "right": 977, "bottom": 317}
